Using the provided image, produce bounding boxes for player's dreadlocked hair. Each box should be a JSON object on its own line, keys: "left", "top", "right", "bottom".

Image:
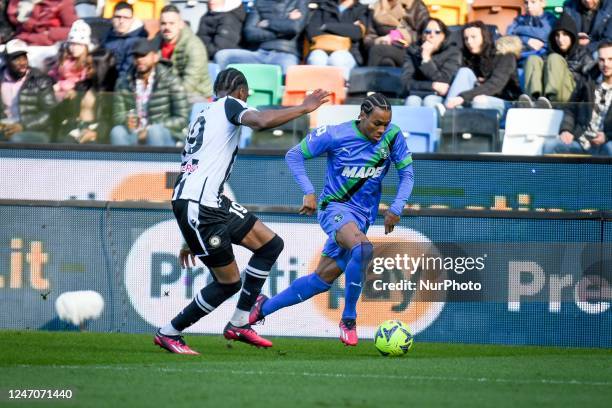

{"left": 213, "top": 68, "right": 248, "bottom": 98}
{"left": 360, "top": 93, "right": 391, "bottom": 116}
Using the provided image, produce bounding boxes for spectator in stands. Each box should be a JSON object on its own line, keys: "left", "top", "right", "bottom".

{"left": 306, "top": 0, "right": 369, "bottom": 78}
{"left": 445, "top": 22, "right": 522, "bottom": 117}
{"left": 110, "top": 39, "right": 189, "bottom": 146}
{"left": 563, "top": 0, "right": 612, "bottom": 54}
{"left": 0, "top": 0, "right": 16, "bottom": 44}
{"left": 103, "top": 1, "right": 148, "bottom": 78}
{"left": 7, "top": 0, "right": 77, "bottom": 46}
{"left": 364, "top": 0, "right": 429, "bottom": 67}
{"left": 402, "top": 17, "right": 461, "bottom": 107}
{"left": 214, "top": 0, "right": 308, "bottom": 75}
{"left": 196, "top": 0, "right": 246, "bottom": 61}
{"left": 542, "top": 40, "right": 612, "bottom": 156}
{"left": 49, "top": 20, "right": 118, "bottom": 144}
{"left": 0, "top": 39, "right": 56, "bottom": 143}
{"left": 157, "top": 5, "right": 212, "bottom": 101}
{"left": 506, "top": 0, "right": 557, "bottom": 65}
{"left": 48, "top": 20, "right": 94, "bottom": 102}
{"left": 522, "top": 12, "right": 596, "bottom": 104}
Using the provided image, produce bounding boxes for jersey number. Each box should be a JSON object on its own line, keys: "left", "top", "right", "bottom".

{"left": 229, "top": 202, "right": 248, "bottom": 219}
{"left": 186, "top": 115, "right": 206, "bottom": 155}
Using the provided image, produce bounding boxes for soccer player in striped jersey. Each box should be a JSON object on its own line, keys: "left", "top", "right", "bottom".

{"left": 249, "top": 93, "right": 415, "bottom": 346}
{"left": 154, "top": 68, "right": 329, "bottom": 354}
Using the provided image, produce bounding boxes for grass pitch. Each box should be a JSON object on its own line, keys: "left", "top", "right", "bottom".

{"left": 0, "top": 330, "right": 610, "bottom": 407}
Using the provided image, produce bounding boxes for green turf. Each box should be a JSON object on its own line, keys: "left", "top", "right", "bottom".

{"left": 0, "top": 330, "right": 610, "bottom": 408}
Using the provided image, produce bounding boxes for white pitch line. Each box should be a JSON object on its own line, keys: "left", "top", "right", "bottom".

{"left": 10, "top": 365, "right": 612, "bottom": 387}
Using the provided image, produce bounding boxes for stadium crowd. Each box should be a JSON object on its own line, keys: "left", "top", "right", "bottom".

{"left": 0, "top": 0, "right": 610, "bottom": 155}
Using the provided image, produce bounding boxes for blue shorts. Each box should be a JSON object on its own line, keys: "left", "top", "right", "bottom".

{"left": 317, "top": 203, "right": 370, "bottom": 261}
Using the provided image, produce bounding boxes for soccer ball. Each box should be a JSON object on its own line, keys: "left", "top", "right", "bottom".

{"left": 374, "top": 320, "right": 414, "bottom": 356}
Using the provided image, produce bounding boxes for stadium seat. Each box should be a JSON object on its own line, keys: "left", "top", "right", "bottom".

{"left": 439, "top": 109, "right": 500, "bottom": 153}
{"left": 282, "top": 65, "right": 346, "bottom": 106}
{"left": 171, "top": 0, "right": 208, "bottom": 30}
{"left": 391, "top": 106, "right": 439, "bottom": 153}
{"left": 227, "top": 63, "right": 283, "bottom": 107}
{"left": 316, "top": 105, "right": 361, "bottom": 128}
{"left": 468, "top": 0, "right": 524, "bottom": 35}
{"left": 83, "top": 17, "right": 113, "bottom": 46}
{"left": 502, "top": 108, "right": 564, "bottom": 155}
{"left": 208, "top": 62, "right": 221, "bottom": 84}
{"left": 545, "top": 0, "right": 565, "bottom": 17}
{"left": 347, "top": 67, "right": 404, "bottom": 100}
{"left": 103, "top": 0, "right": 166, "bottom": 20}
{"left": 423, "top": 0, "right": 468, "bottom": 26}
{"left": 246, "top": 105, "right": 310, "bottom": 148}
{"left": 189, "top": 102, "right": 208, "bottom": 123}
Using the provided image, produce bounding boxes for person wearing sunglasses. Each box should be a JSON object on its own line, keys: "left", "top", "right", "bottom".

{"left": 364, "top": 0, "right": 429, "bottom": 67}
{"left": 402, "top": 17, "right": 461, "bottom": 108}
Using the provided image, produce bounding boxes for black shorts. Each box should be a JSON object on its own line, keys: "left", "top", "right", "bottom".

{"left": 172, "top": 197, "right": 258, "bottom": 268}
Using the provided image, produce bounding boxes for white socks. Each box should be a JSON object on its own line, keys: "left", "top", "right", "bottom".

{"left": 159, "top": 323, "right": 181, "bottom": 336}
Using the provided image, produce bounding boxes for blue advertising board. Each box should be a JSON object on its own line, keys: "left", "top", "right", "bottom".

{"left": 1, "top": 202, "right": 609, "bottom": 348}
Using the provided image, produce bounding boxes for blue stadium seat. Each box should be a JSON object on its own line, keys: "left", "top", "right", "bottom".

{"left": 208, "top": 62, "right": 220, "bottom": 85}
{"left": 390, "top": 106, "right": 439, "bottom": 153}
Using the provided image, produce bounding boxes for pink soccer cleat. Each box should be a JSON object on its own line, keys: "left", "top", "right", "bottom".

{"left": 223, "top": 322, "right": 273, "bottom": 348}
{"left": 154, "top": 330, "right": 200, "bottom": 355}
{"left": 248, "top": 294, "right": 268, "bottom": 325}
{"left": 339, "top": 319, "right": 358, "bottom": 346}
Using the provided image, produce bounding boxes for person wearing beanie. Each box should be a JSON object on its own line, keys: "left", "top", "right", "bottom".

{"left": 49, "top": 20, "right": 94, "bottom": 101}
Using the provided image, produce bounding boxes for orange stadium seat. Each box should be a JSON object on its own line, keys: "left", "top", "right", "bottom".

{"left": 103, "top": 0, "right": 166, "bottom": 20}
{"left": 282, "top": 66, "right": 346, "bottom": 106}
{"left": 423, "top": 0, "right": 468, "bottom": 26}
{"left": 468, "top": 0, "right": 525, "bottom": 35}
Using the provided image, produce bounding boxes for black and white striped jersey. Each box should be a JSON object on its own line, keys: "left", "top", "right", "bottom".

{"left": 172, "top": 96, "right": 253, "bottom": 207}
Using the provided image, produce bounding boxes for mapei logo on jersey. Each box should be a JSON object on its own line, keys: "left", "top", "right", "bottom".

{"left": 342, "top": 166, "right": 385, "bottom": 179}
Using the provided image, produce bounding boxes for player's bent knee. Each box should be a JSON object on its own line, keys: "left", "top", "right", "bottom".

{"left": 351, "top": 241, "right": 374, "bottom": 263}
{"left": 219, "top": 280, "right": 242, "bottom": 296}
{"left": 252, "top": 235, "right": 284, "bottom": 269}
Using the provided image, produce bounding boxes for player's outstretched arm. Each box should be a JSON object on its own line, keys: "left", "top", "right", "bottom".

{"left": 240, "top": 89, "right": 330, "bottom": 130}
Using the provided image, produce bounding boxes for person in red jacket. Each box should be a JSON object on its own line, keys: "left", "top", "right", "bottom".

{"left": 7, "top": 0, "right": 77, "bottom": 46}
